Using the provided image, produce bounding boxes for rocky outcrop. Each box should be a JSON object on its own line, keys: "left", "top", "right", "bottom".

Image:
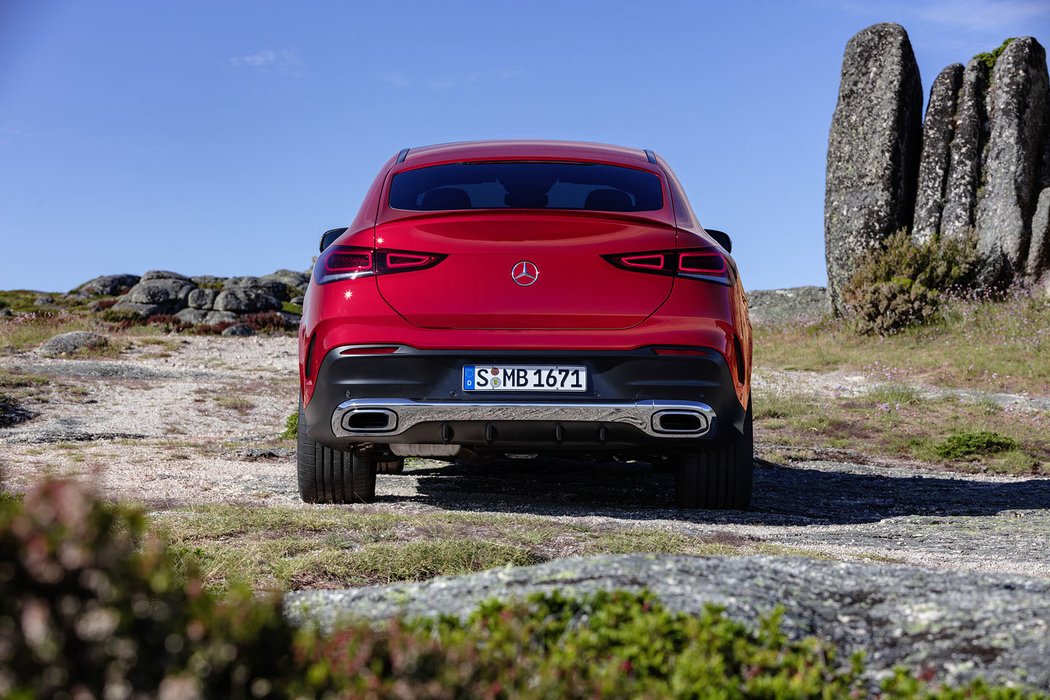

{"left": 78, "top": 268, "right": 310, "bottom": 329}
{"left": 825, "top": 23, "right": 924, "bottom": 314}
{"left": 941, "top": 59, "right": 990, "bottom": 240}
{"left": 913, "top": 64, "right": 963, "bottom": 244}
{"left": 827, "top": 31, "right": 1050, "bottom": 300}
{"left": 285, "top": 555, "right": 1050, "bottom": 691}
{"left": 746, "top": 286, "right": 829, "bottom": 325}
{"left": 975, "top": 37, "right": 1050, "bottom": 286}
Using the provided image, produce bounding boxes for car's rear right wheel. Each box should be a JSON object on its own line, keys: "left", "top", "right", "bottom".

{"left": 296, "top": 404, "right": 377, "bottom": 503}
{"left": 675, "top": 400, "right": 753, "bottom": 510}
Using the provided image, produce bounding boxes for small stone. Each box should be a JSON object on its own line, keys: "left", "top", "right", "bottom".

{"left": 221, "top": 324, "right": 256, "bottom": 337}
{"left": 39, "top": 331, "right": 108, "bottom": 357}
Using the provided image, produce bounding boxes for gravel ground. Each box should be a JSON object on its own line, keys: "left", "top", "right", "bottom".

{"left": 1, "top": 334, "right": 1047, "bottom": 578}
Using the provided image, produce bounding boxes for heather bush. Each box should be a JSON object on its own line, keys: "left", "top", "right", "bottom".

{"left": 0, "top": 481, "right": 294, "bottom": 698}
{"left": 842, "top": 230, "right": 979, "bottom": 335}
{"left": 1, "top": 480, "right": 1043, "bottom": 698}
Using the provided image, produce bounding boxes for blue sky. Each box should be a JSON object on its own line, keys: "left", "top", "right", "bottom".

{"left": 1, "top": 0, "right": 1047, "bottom": 292}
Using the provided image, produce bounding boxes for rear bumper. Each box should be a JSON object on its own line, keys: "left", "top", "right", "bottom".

{"left": 304, "top": 346, "right": 745, "bottom": 453}
{"left": 332, "top": 398, "right": 715, "bottom": 438}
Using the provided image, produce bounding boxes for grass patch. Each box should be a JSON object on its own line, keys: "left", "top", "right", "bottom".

{"left": 158, "top": 506, "right": 819, "bottom": 592}
{"left": 281, "top": 301, "right": 303, "bottom": 315}
{"left": 755, "top": 295, "right": 1050, "bottom": 394}
{"left": 0, "top": 369, "right": 49, "bottom": 389}
{"left": 214, "top": 396, "right": 255, "bottom": 414}
{"left": 754, "top": 388, "right": 1049, "bottom": 475}
{"left": 0, "top": 312, "right": 96, "bottom": 352}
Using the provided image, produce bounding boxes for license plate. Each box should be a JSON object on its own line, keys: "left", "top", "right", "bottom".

{"left": 463, "top": 365, "right": 587, "bottom": 392}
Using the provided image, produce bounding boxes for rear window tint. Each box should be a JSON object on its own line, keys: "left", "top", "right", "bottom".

{"left": 389, "top": 162, "right": 663, "bottom": 212}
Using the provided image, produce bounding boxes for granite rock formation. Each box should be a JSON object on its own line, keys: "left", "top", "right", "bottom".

{"left": 826, "top": 30, "right": 1050, "bottom": 304}
{"left": 913, "top": 64, "right": 963, "bottom": 244}
{"left": 824, "top": 23, "right": 924, "bottom": 314}
{"left": 975, "top": 37, "right": 1050, "bottom": 286}
{"left": 941, "top": 59, "right": 990, "bottom": 240}
{"left": 91, "top": 269, "right": 309, "bottom": 328}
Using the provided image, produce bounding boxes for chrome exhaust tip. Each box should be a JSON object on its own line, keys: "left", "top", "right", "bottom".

{"left": 341, "top": 408, "right": 398, "bottom": 433}
{"left": 651, "top": 409, "right": 710, "bottom": 435}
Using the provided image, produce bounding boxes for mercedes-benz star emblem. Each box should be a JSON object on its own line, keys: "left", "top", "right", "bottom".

{"left": 511, "top": 260, "right": 539, "bottom": 287}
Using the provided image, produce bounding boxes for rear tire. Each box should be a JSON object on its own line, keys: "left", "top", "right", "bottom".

{"left": 296, "top": 404, "right": 377, "bottom": 503}
{"left": 675, "top": 400, "right": 753, "bottom": 509}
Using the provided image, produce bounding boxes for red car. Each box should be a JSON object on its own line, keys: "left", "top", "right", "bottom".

{"left": 297, "top": 140, "right": 753, "bottom": 509}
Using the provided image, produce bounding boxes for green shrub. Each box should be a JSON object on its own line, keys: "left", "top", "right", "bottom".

{"left": 974, "top": 38, "right": 1015, "bottom": 72}
{"left": 842, "top": 230, "right": 979, "bottom": 335}
{"left": 933, "top": 431, "right": 1019, "bottom": 460}
{"left": 280, "top": 410, "right": 298, "bottom": 440}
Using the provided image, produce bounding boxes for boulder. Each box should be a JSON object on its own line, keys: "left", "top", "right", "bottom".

{"left": 912, "top": 64, "right": 963, "bottom": 244}
{"left": 190, "top": 275, "right": 225, "bottom": 288}
{"left": 186, "top": 287, "right": 218, "bottom": 310}
{"left": 1027, "top": 187, "right": 1050, "bottom": 284}
{"left": 221, "top": 323, "right": 256, "bottom": 337}
{"left": 824, "top": 23, "right": 924, "bottom": 314}
{"left": 75, "top": 274, "right": 141, "bottom": 297}
{"left": 123, "top": 277, "right": 194, "bottom": 312}
{"left": 33, "top": 295, "right": 55, "bottom": 306}
{"left": 224, "top": 276, "right": 290, "bottom": 301}
{"left": 975, "top": 37, "right": 1050, "bottom": 286}
{"left": 277, "top": 311, "right": 302, "bottom": 329}
{"left": 204, "top": 310, "right": 238, "bottom": 325}
{"left": 262, "top": 269, "right": 310, "bottom": 292}
{"left": 213, "top": 287, "right": 282, "bottom": 313}
{"left": 174, "top": 308, "right": 209, "bottom": 325}
{"left": 108, "top": 301, "right": 167, "bottom": 318}
{"left": 140, "top": 270, "right": 191, "bottom": 282}
{"left": 38, "top": 331, "right": 108, "bottom": 357}
{"left": 941, "top": 58, "right": 990, "bottom": 240}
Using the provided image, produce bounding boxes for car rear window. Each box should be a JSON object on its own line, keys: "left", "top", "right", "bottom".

{"left": 389, "top": 162, "right": 663, "bottom": 212}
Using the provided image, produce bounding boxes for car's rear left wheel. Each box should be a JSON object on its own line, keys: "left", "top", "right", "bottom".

{"left": 296, "top": 404, "right": 377, "bottom": 503}
{"left": 675, "top": 400, "right": 753, "bottom": 510}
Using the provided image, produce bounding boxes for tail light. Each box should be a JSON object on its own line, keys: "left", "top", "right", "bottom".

{"left": 314, "top": 246, "right": 446, "bottom": 284}
{"left": 603, "top": 246, "right": 735, "bottom": 286}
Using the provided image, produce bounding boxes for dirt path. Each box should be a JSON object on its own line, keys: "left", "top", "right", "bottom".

{"left": 1, "top": 335, "right": 1048, "bottom": 579}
